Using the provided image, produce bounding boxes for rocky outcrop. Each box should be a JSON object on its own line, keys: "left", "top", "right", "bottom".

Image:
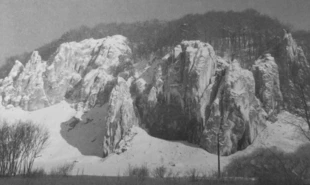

{"left": 0, "top": 52, "right": 48, "bottom": 111}
{"left": 102, "top": 77, "right": 138, "bottom": 156}
{"left": 0, "top": 35, "right": 138, "bottom": 157}
{"left": 44, "top": 35, "right": 132, "bottom": 109}
{"left": 274, "top": 31, "right": 310, "bottom": 110}
{"left": 283, "top": 32, "right": 309, "bottom": 73}
{"left": 252, "top": 54, "right": 283, "bottom": 121}
{"left": 202, "top": 61, "right": 266, "bottom": 155}
{"left": 0, "top": 35, "right": 132, "bottom": 111}
{"left": 0, "top": 60, "right": 24, "bottom": 107}
{"left": 135, "top": 40, "right": 267, "bottom": 155}
{"left": 135, "top": 41, "right": 221, "bottom": 140}
{"left": 0, "top": 35, "right": 288, "bottom": 157}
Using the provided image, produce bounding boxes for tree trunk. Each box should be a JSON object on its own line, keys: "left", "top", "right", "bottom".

{"left": 217, "top": 131, "right": 221, "bottom": 179}
{"left": 299, "top": 85, "right": 310, "bottom": 129}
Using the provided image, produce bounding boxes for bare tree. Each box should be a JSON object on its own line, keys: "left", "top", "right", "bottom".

{"left": 292, "top": 69, "right": 310, "bottom": 130}
{"left": 217, "top": 116, "right": 224, "bottom": 179}
{"left": 294, "top": 82, "right": 310, "bottom": 129}
{"left": 0, "top": 121, "right": 49, "bottom": 176}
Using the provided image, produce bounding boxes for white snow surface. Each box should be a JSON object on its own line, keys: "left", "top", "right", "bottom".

{"left": 0, "top": 100, "right": 308, "bottom": 176}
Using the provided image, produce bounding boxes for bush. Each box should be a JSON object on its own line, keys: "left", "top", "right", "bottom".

{"left": 152, "top": 165, "right": 167, "bottom": 178}
{"left": 224, "top": 145, "right": 310, "bottom": 185}
{"left": 186, "top": 168, "right": 200, "bottom": 182}
{"left": 256, "top": 172, "right": 303, "bottom": 185}
{"left": 50, "top": 162, "right": 75, "bottom": 177}
{"left": 164, "top": 170, "right": 181, "bottom": 184}
{"left": 126, "top": 164, "right": 150, "bottom": 182}
{"left": 25, "top": 167, "right": 46, "bottom": 178}
{"left": 0, "top": 121, "right": 49, "bottom": 176}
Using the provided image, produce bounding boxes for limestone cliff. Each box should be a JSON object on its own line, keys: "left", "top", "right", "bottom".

{"left": 274, "top": 31, "right": 310, "bottom": 110}
{"left": 252, "top": 54, "right": 283, "bottom": 121}
{"left": 0, "top": 52, "right": 48, "bottom": 111}
{"left": 102, "top": 77, "right": 138, "bottom": 157}
{"left": 44, "top": 35, "right": 132, "bottom": 109}
{"left": 135, "top": 41, "right": 220, "bottom": 141}
{"left": 135, "top": 40, "right": 273, "bottom": 155}
{"left": 0, "top": 35, "right": 287, "bottom": 157}
{"left": 0, "top": 35, "right": 137, "bottom": 156}
{"left": 202, "top": 61, "right": 266, "bottom": 155}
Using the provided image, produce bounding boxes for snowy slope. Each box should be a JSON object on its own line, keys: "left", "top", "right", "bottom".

{"left": 1, "top": 101, "right": 308, "bottom": 176}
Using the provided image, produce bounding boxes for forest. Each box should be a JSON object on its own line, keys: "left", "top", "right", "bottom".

{"left": 1, "top": 9, "right": 309, "bottom": 78}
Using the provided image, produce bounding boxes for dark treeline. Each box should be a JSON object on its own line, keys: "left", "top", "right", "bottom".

{"left": 1, "top": 9, "right": 309, "bottom": 78}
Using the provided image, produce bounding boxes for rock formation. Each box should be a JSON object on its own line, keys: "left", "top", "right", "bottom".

{"left": 0, "top": 35, "right": 290, "bottom": 156}
{"left": 0, "top": 35, "right": 138, "bottom": 156}
{"left": 135, "top": 41, "right": 221, "bottom": 141}
{"left": 202, "top": 60, "right": 267, "bottom": 155}
{"left": 0, "top": 52, "right": 48, "bottom": 111}
{"left": 274, "top": 31, "right": 310, "bottom": 110}
{"left": 252, "top": 54, "right": 283, "bottom": 121}
{"left": 135, "top": 40, "right": 273, "bottom": 155}
{"left": 44, "top": 35, "right": 132, "bottom": 109}
{"left": 102, "top": 77, "right": 139, "bottom": 156}
{"left": 282, "top": 32, "right": 309, "bottom": 73}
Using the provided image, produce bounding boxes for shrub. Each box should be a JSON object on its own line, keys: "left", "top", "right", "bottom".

{"left": 25, "top": 167, "right": 46, "bottom": 178}
{"left": 50, "top": 162, "right": 75, "bottom": 177}
{"left": 224, "top": 145, "right": 310, "bottom": 185}
{"left": 126, "top": 164, "right": 150, "bottom": 183}
{"left": 186, "top": 168, "right": 200, "bottom": 182}
{"left": 0, "top": 121, "right": 49, "bottom": 176}
{"left": 164, "top": 170, "right": 181, "bottom": 184}
{"left": 152, "top": 165, "right": 167, "bottom": 178}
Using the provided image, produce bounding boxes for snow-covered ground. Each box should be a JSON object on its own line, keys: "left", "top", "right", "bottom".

{"left": 0, "top": 101, "right": 308, "bottom": 176}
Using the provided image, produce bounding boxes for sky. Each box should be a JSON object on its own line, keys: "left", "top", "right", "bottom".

{"left": 0, "top": 0, "right": 310, "bottom": 64}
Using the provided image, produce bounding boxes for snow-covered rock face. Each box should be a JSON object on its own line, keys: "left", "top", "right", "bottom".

{"left": 103, "top": 77, "right": 138, "bottom": 157}
{"left": 0, "top": 52, "right": 48, "bottom": 111}
{"left": 283, "top": 33, "right": 309, "bottom": 72}
{"left": 202, "top": 61, "right": 266, "bottom": 155}
{"left": 0, "top": 35, "right": 286, "bottom": 157}
{"left": 0, "top": 35, "right": 138, "bottom": 156}
{"left": 135, "top": 41, "right": 267, "bottom": 155}
{"left": 0, "top": 35, "right": 132, "bottom": 111}
{"left": 252, "top": 54, "right": 283, "bottom": 121}
{"left": 275, "top": 32, "right": 310, "bottom": 110}
{"left": 136, "top": 41, "right": 220, "bottom": 140}
{"left": 44, "top": 35, "right": 132, "bottom": 108}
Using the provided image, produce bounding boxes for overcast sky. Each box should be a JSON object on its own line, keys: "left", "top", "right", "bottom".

{"left": 0, "top": 0, "right": 310, "bottom": 64}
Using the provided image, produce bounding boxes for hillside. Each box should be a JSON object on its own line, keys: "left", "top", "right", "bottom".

{"left": 2, "top": 9, "right": 309, "bottom": 116}
{"left": 0, "top": 9, "right": 296, "bottom": 78}
{"left": 0, "top": 9, "right": 310, "bottom": 179}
